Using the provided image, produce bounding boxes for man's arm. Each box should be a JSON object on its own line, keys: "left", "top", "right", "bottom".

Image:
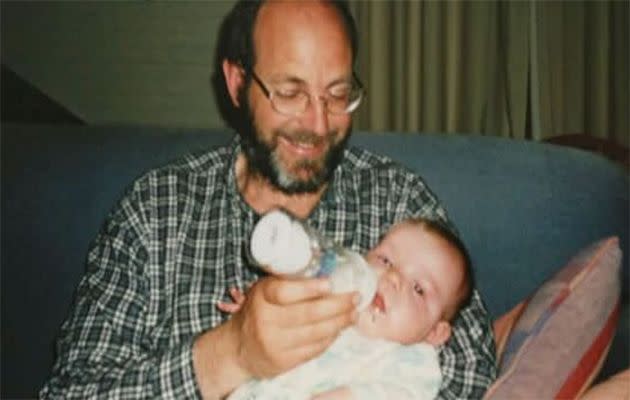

{"left": 41, "top": 198, "right": 358, "bottom": 399}
{"left": 40, "top": 199, "right": 204, "bottom": 399}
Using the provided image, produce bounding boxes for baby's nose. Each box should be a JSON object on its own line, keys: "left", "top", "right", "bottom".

{"left": 385, "top": 268, "right": 402, "bottom": 289}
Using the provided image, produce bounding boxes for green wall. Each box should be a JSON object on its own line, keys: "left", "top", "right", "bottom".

{"left": 1, "top": 1, "right": 236, "bottom": 129}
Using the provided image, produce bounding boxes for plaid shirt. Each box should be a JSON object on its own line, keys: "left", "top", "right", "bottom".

{"left": 41, "top": 136, "right": 496, "bottom": 399}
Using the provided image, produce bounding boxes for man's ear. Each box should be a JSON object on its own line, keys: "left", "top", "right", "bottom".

{"left": 222, "top": 60, "right": 245, "bottom": 107}
{"left": 425, "top": 321, "right": 452, "bottom": 347}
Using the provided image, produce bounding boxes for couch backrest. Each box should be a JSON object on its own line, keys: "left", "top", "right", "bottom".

{"left": 350, "top": 132, "right": 629, "bottom": 311}
{"left": 2, "top": 124, "right": 628, "bottom": 398}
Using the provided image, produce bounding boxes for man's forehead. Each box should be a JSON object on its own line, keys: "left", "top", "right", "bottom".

{"left": 253, "top": 1, "right": 349, "bottom": 57}
{"left": 257, "top": 0, "right": 341, "bottom": 21}
{"left": 252, "top": 1, "right": 353, "bottom": 83}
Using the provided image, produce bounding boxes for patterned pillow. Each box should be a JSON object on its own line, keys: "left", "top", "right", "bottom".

{"left": 492, "top": 300, "right": 527, "bottom": 364}
{"left": 485, "top": 237, "right": 622, "bottom": 399}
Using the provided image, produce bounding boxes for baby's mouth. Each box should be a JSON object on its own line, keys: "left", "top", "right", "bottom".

{"left": 371, "top": 292, "right": 386, "bottom": 314}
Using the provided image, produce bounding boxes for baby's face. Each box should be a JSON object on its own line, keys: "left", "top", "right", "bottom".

{"left": 354, "top": 221, "right": 465, "bottom": 345}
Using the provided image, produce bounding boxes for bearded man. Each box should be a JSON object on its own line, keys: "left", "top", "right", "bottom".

{"left": 40, "top": 1, "right": 496, "bottom": 399}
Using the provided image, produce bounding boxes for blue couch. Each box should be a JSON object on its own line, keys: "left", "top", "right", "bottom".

{"left": 2, "top": 123, "right": 628, "bottom": 398}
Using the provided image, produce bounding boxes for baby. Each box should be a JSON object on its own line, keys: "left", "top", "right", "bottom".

{"left": 220, "top": 217, "right": 473, "bottom": 400}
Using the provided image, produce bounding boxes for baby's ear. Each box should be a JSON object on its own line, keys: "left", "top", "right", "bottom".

{"left": 425, "top": 321, "right": 452, "bottom": 346}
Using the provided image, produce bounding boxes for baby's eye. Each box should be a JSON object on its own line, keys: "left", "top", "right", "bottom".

{"left": 413, "top": 283, "right": 424, "bottom": 296}
{"left": 378, "top": 255, "right": 393, "bottom": 268}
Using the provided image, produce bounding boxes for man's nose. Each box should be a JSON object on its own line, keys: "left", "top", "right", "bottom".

{"left": 301, "top": 96, "right": 330, "bottom": 136}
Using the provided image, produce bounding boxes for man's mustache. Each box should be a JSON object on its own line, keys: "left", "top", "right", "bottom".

{"left": 277, "top": 131, "right": 333, "bottom": 146}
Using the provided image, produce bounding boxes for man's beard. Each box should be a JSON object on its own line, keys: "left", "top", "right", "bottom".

{"left": 236, "top": 99, "right": 350, "bottom": 195}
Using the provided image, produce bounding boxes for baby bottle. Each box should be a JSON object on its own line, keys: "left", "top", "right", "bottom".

{"left": 250, "top": 209, "right": 377, "bottom": 310}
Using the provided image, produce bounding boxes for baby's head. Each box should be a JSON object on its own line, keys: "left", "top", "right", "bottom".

{"left": 355, "top": 218, "right": 473, "bottom": 347}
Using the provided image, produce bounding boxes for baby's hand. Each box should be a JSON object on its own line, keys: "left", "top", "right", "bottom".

{"left": 216, "top": 287, "right": 246, "bottom": 313}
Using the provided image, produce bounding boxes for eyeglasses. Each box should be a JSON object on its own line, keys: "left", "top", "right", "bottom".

{"left": 249, "top": 70, "right": 364, "bottom": 116}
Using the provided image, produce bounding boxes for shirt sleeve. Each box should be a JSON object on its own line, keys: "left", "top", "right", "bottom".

{"left": 39, "top": 187, "right": 202, "bottom": 399}
{"left": 437, "top": 290, "right": 497, "bottom": 399}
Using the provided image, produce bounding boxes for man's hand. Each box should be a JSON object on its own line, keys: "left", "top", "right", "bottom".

{"left": 229, "top": 276, "right": 359, "bottom": 378}
{"left": 192, "top": 276, "right": 358, "bottom": 399}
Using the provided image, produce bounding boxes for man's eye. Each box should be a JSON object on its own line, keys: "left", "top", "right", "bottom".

{"left": 413, "top": 283, "right": 424, "bottom": 296}
{"left": 329, "top": 86, "right": 351, "bottom": 100}
{"left": 275, "top": 88, "right": 300, "bottom": 99}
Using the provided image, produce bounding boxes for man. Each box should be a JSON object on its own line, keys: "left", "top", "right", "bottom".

{"left": 41, "top": 1, "right": 496, "bottom": 399}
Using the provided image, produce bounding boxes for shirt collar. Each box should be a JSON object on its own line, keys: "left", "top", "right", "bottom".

{"left": 318, "top": 157, "right": 347, "bottom": 206}
{"left": 224, "top": 135, "right": 257, "bottom": 218}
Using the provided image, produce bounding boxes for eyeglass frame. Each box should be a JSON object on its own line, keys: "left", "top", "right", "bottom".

{"left": 246, "top": 69, "right": 365, "bottom": 116}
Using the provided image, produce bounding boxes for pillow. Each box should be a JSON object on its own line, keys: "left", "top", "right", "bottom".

{"left": 492, "top": 300, "right": 527, "bottom": 364}
{"left": 485, "top": 237, "right": 622, "bottom": 400}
